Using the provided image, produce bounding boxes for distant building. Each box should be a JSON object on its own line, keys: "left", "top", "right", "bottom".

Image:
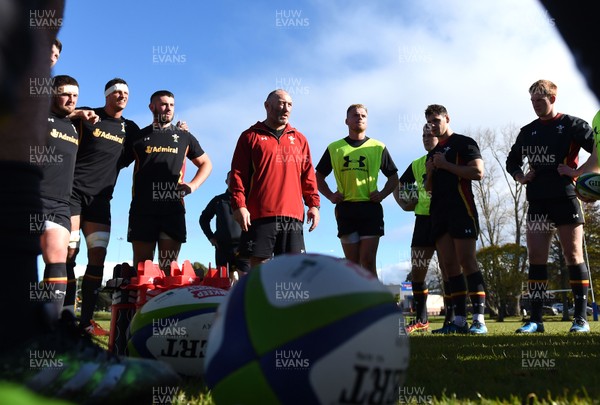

{"left": 387, "top": 282, "right": 443, "bottom": 316}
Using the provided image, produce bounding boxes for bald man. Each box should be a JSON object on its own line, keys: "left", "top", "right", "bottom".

{"left": 230, "top": 89, "right": 320, "bottom": 268}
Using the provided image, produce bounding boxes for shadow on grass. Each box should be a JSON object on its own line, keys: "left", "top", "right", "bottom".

{"left": 406, "top": 323, "right": 600, "bottom": 402}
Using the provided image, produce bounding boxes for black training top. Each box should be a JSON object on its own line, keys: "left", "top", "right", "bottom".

{"left": 123, "top": 124, "right": 205, "bottom": 215}
{"left": 399, "top": 163, "right": 416, "bottom": 184}
{"left": 72, "top": 107, "right": 140, "bottom": 197}
{"left": 506, "top": 113, "right": 594, "bottom": 200}
{"left": 427, "top": 133, "right": 481, "bottom": 218}
{"left": 39, "top": 112, "right": 79, "bottom": 203}
{"left": 199, "top": 190, "right": 243, "bottom": 244}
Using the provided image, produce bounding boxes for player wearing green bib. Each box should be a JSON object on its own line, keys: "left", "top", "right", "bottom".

{"left": 316, "top": 104, "right": 398, "bottom": 276}
{"left": 394, "top": 124, "right": 453, "bottom": 333}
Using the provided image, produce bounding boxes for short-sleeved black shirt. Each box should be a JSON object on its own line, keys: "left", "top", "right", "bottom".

{"left": 124, "top": 124, "right": 205, "bottom": 215}
{"left": 427, "top": 133, "right": 481, "bottom": 217}
{"left": 506, "top": 113, "right": 593, "bottom": 200}
{"left": 72, "top": 107, "right": 140, "bottom": 197}
{"left": 39, "top": 112, "right": 79, "bottom": 203}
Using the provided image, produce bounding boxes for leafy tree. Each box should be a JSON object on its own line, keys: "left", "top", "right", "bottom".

{"left": 477, "top": 243, "right": 528, "bottom": 320}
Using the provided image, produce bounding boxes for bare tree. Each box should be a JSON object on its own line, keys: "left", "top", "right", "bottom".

{"left": 471, "top": 127, "right": 510, "bottom": 247}
{"left": 496, "top": 124, "right": 528, "bottom": 244}
{"left": 469, "top": 126, "right": 530, "bottom": 320}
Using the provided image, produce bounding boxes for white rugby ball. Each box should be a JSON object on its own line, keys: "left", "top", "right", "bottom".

{"left": 127, "top": 285, "right": 227, "bottom": 377}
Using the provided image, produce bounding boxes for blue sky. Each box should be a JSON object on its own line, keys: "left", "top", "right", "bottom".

{"left": 49, "top": 0, "right": 599, "bottom": 284}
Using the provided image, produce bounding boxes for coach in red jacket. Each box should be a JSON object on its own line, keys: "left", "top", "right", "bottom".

{"left": 230, "top": 89, "right": 320, "bottom": 268}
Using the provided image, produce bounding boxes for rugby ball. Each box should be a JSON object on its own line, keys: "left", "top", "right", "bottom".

{"left": 576, "top": 172, "right": 600, "bottom": 201}
{"left": 127, "top": 285, "right": 227, "bottom": 377}
{"left": 204, "top": 253, "right": 410, "bottom": 405}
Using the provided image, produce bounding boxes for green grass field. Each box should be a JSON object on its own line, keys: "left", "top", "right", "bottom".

{"left": 92, "top": 313, "right": 600, "bottom": 404}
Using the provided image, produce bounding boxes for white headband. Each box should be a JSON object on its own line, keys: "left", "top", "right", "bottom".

{"left": 58, "top": 85, "right": 79, "bottom": 95}
{"left": 104, "top": 83, "right": 129, "bottom": 97}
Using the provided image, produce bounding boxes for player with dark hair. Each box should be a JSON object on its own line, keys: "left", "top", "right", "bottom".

{"left": 66, "top": 77, "right": 140, "bottom": 335}
{"left": 506, "top": 79, "right": 594, "bottom": 333}
{"left": 230, "top": 89, "right": 320, "bottom": 267}
{"left": 394, "top": 123, "right": 452, "bottom": 333}
{"left": 36, "top": 75, "right": 80, "bottom": 318}
{"left": 0, "top": 2, "right": 180, "bottom": 402}
{"left": 122, "top": 89, "right": 212, "bottom": 273}
{"left": 316, "top": 104, "right": 398, "bottom": 276}
{"left": 200, "top": 171, "right": 250, "bottom": 282}
{"left": 50, "top": 38, "right": 61, "bottom": 68}
{"left": 425, "top": 104, "right": 487, "bottom": 334}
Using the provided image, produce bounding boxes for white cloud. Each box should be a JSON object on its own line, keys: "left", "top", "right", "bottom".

{"left": 378, "top": 261, "right": 411, "bottom": 286}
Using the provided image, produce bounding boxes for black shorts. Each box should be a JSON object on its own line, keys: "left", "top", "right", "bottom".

{"left": 127, "top": 213, "right": 187, "bottom": 243}
{"left": 430, "top": 208, "right": 479, "bottom": 240}
{"left": 39, "top": 197, "right": 71, "bottom": 232}
{"left": 411, "top": 215, "right": 435, "bottom": 248}
{"left": 527, "top": 197, "right": 584, "bottom": 227}
{"left": 239, "top": 217, "right": 305, "bottom": 259}
{"left": 215, "top": 243, "right": 251, "bottom": 273}
{"left": 335, "top": 201, "right": 384, "bottom": 238}
{"left": 69, "top": 188, "right": 111, "bottom": 225}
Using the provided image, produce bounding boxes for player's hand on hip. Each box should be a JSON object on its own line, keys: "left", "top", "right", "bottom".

{"left": 329, "top": 191, "right": 344, "bottom": 204}
{"left": 557, "top": 163, "right": 577, "bottom": 178}
{"left": 369, "top": 190, "right": 384, "bottom": 203}
{"left": 177, "top": 183, "right": 193, "bottom": 196}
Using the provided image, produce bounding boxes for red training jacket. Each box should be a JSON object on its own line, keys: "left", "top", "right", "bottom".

{"left": 230, "top": 121, "right": 320, "bottom": 222}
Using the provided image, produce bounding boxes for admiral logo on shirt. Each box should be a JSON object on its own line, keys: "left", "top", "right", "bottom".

{"left": 50, "top": 128, "right": 78, "bottom": 145}
{"left": 92, "top": 128, "right": 124, "bottom": 144}
{"left": 145, "top": 145, "right": 179, "bottom": 154}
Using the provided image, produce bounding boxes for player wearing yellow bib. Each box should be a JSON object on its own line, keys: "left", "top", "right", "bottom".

{"left": 316, "top": 104, "right": 398, "bottom": 276}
